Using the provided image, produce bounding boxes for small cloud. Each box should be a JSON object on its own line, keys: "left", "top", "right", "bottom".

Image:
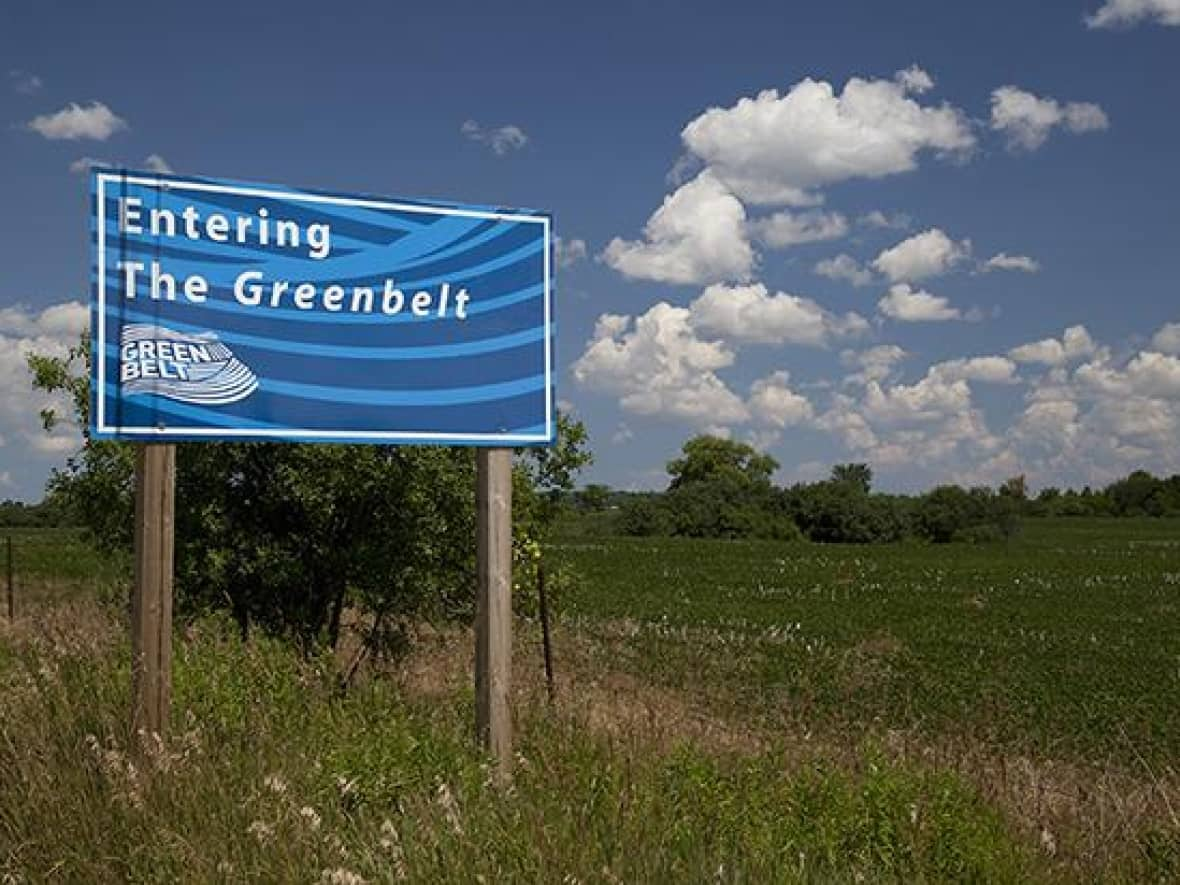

{"left": 877, "top": 283, "right": 964, "bottom": 322}
{"left": 873, "top": 228, "right": 972, "bottom": 283}
{"left": 749, "top": 209, "right": 848, "bottom": 249}
{"left": 461, "top": 119, "right": 528, "bottom": 156}
{"left": 981, "top": 253, "right": 1040, "bottom": 273}
{"left": 9, "top": 70, "right": 43, "bottom": 94}
{"left": 1008, "top": 325, "right": 1098, "bottom": 366}
{"left": 70, "top": 154, "right": 172, "bottom": 175}
{"left": 68, "top": 156, "right": 111, "bottom": 174}
{"left": 814, "top": 253, "right": 874, "bottom": 287}
{"left": 1085, "top": 0, "right": 1180, "bottom": 28}
{"left": 841, "top": 344, "right": 908, "bottom": 384}
{"left": 990, "top": 86, "right": 1108, "bottom": 152}
{"left": 28, "top": 101, "right": 127, "bottom": 141}
{"left": 555, "top": 236, "right": 588, "bottom": 269}
{"left": 143, "top": 153, "right": 173, "bottom": 174}
{"left": 894, "top": 65, "right": 935, "bottom": 95}
{"left": 858, "top": 210, "right": 912, "bottom": 231}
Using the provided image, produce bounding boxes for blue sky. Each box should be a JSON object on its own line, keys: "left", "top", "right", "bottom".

{"left": 2, "top": 0, "right": 1179, "bottom": 500}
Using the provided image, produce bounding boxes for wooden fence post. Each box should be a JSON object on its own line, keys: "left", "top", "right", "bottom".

{"left": 6, "top": 535, "right": 12, "bottom": 622}
{"left": 131, "top": 443, "right": 175, "bottom": 741}
{"left": 538, "top": 561, "right": 556, "bottom": 704}
{"left": 475, "top": 448, "right": 512, "bottom": 777}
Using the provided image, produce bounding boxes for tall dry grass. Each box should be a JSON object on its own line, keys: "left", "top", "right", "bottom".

{"left": 0, "top": 598, "right": 1056, "bottom": 884}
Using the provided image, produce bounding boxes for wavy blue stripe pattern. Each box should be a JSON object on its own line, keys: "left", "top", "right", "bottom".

{"left": 91, "top": 169, "right": 554, "bottom": 445}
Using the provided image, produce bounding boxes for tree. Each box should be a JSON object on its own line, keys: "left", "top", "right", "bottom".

{"left": 659, "top": 436, "right": 796, "bottom": 540}
{"left": 914, "top": 485, "right": 975, "bottom": 543}
{"left": 617, "top": 494, "right": 674, "bottom": 537}
{"left": 783, "top": 481, "right": 908, "bottom": 544}
{"left": 514, "top": 413, "right": 593, "bottom": 533}
{"left": 830, "top": 463, "right": 873, "bottom": 494}
{"left": 999, "top": 475, "right": 1028, "bottom": 502}
{"left": 667, "top": 436, "right": 778, "bottom": 490}
{"left": 1033, "top": 487, "right": 1062, "bottom": 517}
{"left": 575, "top": 484, "right": 612, "bottom": 512}
{"left": 1106, "top": 470, "right": 1164, "bottom": 516}
{"left": 29, "top": 334, "right": 590, "bottom": 650}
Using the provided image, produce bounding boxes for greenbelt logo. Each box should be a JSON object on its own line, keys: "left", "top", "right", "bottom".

{"left": 119, "top": 325, "right": 258, "bottom": 405}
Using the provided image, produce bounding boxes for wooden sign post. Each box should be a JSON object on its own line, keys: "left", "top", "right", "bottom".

{"left": 475, "top": 448, "right": 512, "bottom": 777}
{"left": 131, "top": 443, "right": 175, "bottom": 740}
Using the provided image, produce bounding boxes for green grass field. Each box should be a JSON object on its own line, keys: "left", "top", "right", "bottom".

{"left": 2, "top": 527, "right": 126, "bottom": 592}
{"left": 1, "top": 519, "right": 1178, "bottom": 882}
{"left": 557, "top": 518, "right": 1180, "bottom": 767}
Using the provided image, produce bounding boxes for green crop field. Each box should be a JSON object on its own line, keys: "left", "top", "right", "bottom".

{"left": 557, "top": 518, "right": 1180, "bottom": 768}
{"left": 2, "top": 518, "right": 1179, "bottom": 882}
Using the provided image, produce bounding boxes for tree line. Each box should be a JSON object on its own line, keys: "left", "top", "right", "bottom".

{"left": 0, "top": 497, "right": 70, "bottom": 528}
{"left": 572, "top": 436, "right": 1180, "bottom": 544}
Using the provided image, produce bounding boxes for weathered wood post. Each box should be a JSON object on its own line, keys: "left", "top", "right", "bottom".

{"left": 6, "top": 535, "right": 13, "bottom": 622}
{"left": 131, "top": 443, "right": 175, "bottom": 740}
{"left": 538, "top": 560, "right": 556, "bottom": 704}
{"left": 475, "top": 448, "right": 512, "bottom": 777}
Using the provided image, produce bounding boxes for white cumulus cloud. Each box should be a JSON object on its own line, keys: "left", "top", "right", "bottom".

{"left": 982, "top": 253, "right": 1040, "bottom": 273}
{"left": 840, "top": 345, "right": 908, "bottom": 385}
{"left": 894, "top": 64, "right": 935, "bottom": 94}
{"left": 747, "top": 371, "right": 814, "bottom": 427}
{"left": 601, "top": 172, "right": 754, "bottom": 285}
{"left": 691, "top": 282, "right": 869, "bottom": 346}
{"left": 929, "top": 356, "right": 1019, "bottom": 384}
{"left": 571, "top": 303, "right": 748, "bottom": 425}
{"left": 680, "top": 68, "right": 974, "bottom": 206}
{"left": 816, "top": 364, "right": 1002, "bottom": 470}
{"left": 1008, "top": 325, "right": 1097, "bottom": 366}
{"left": 877, "top": 283, "right": 963, "bottom": 322}
{"left": 1151, "top": 322, "right": 1180, "bottom": 354}
{"left": 1086, "top": 0, "right": 1180, "bottom": 27}
{"left": 810, "top": 327, "right": 1180, "bottom": 489}
{"left": 873, "top": 228, "right": 972, "bottom": 283}
{"left": 814, "top": 254, "right": 874, "bottom": 287}
{"left": 990, "top": 86, "right": 1109, "bottom": 152}
{"left": 0, "top": 302, "right": 89, "bottom": 484}
{"left": 748, "top": 209, "right": 848, "bottom": 248}
{"left": 27, "top": 101, "right": 127, "bottom": 141}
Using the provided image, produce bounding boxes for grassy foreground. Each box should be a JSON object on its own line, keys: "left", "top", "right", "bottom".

{"left": 1, "top": 602, "right": 1040, "bottom": 884}
{"left": 2, "top": 520, "right": 1180, "bottom": 881}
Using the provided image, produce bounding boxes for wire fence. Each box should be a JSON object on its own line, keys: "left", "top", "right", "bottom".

{"left": 2, "top": 529, "right": 128, "bottom": 618}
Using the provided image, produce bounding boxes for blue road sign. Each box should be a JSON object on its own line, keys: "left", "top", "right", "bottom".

{"left": 90, "top": 170, "right": 554, "bottom": 445}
